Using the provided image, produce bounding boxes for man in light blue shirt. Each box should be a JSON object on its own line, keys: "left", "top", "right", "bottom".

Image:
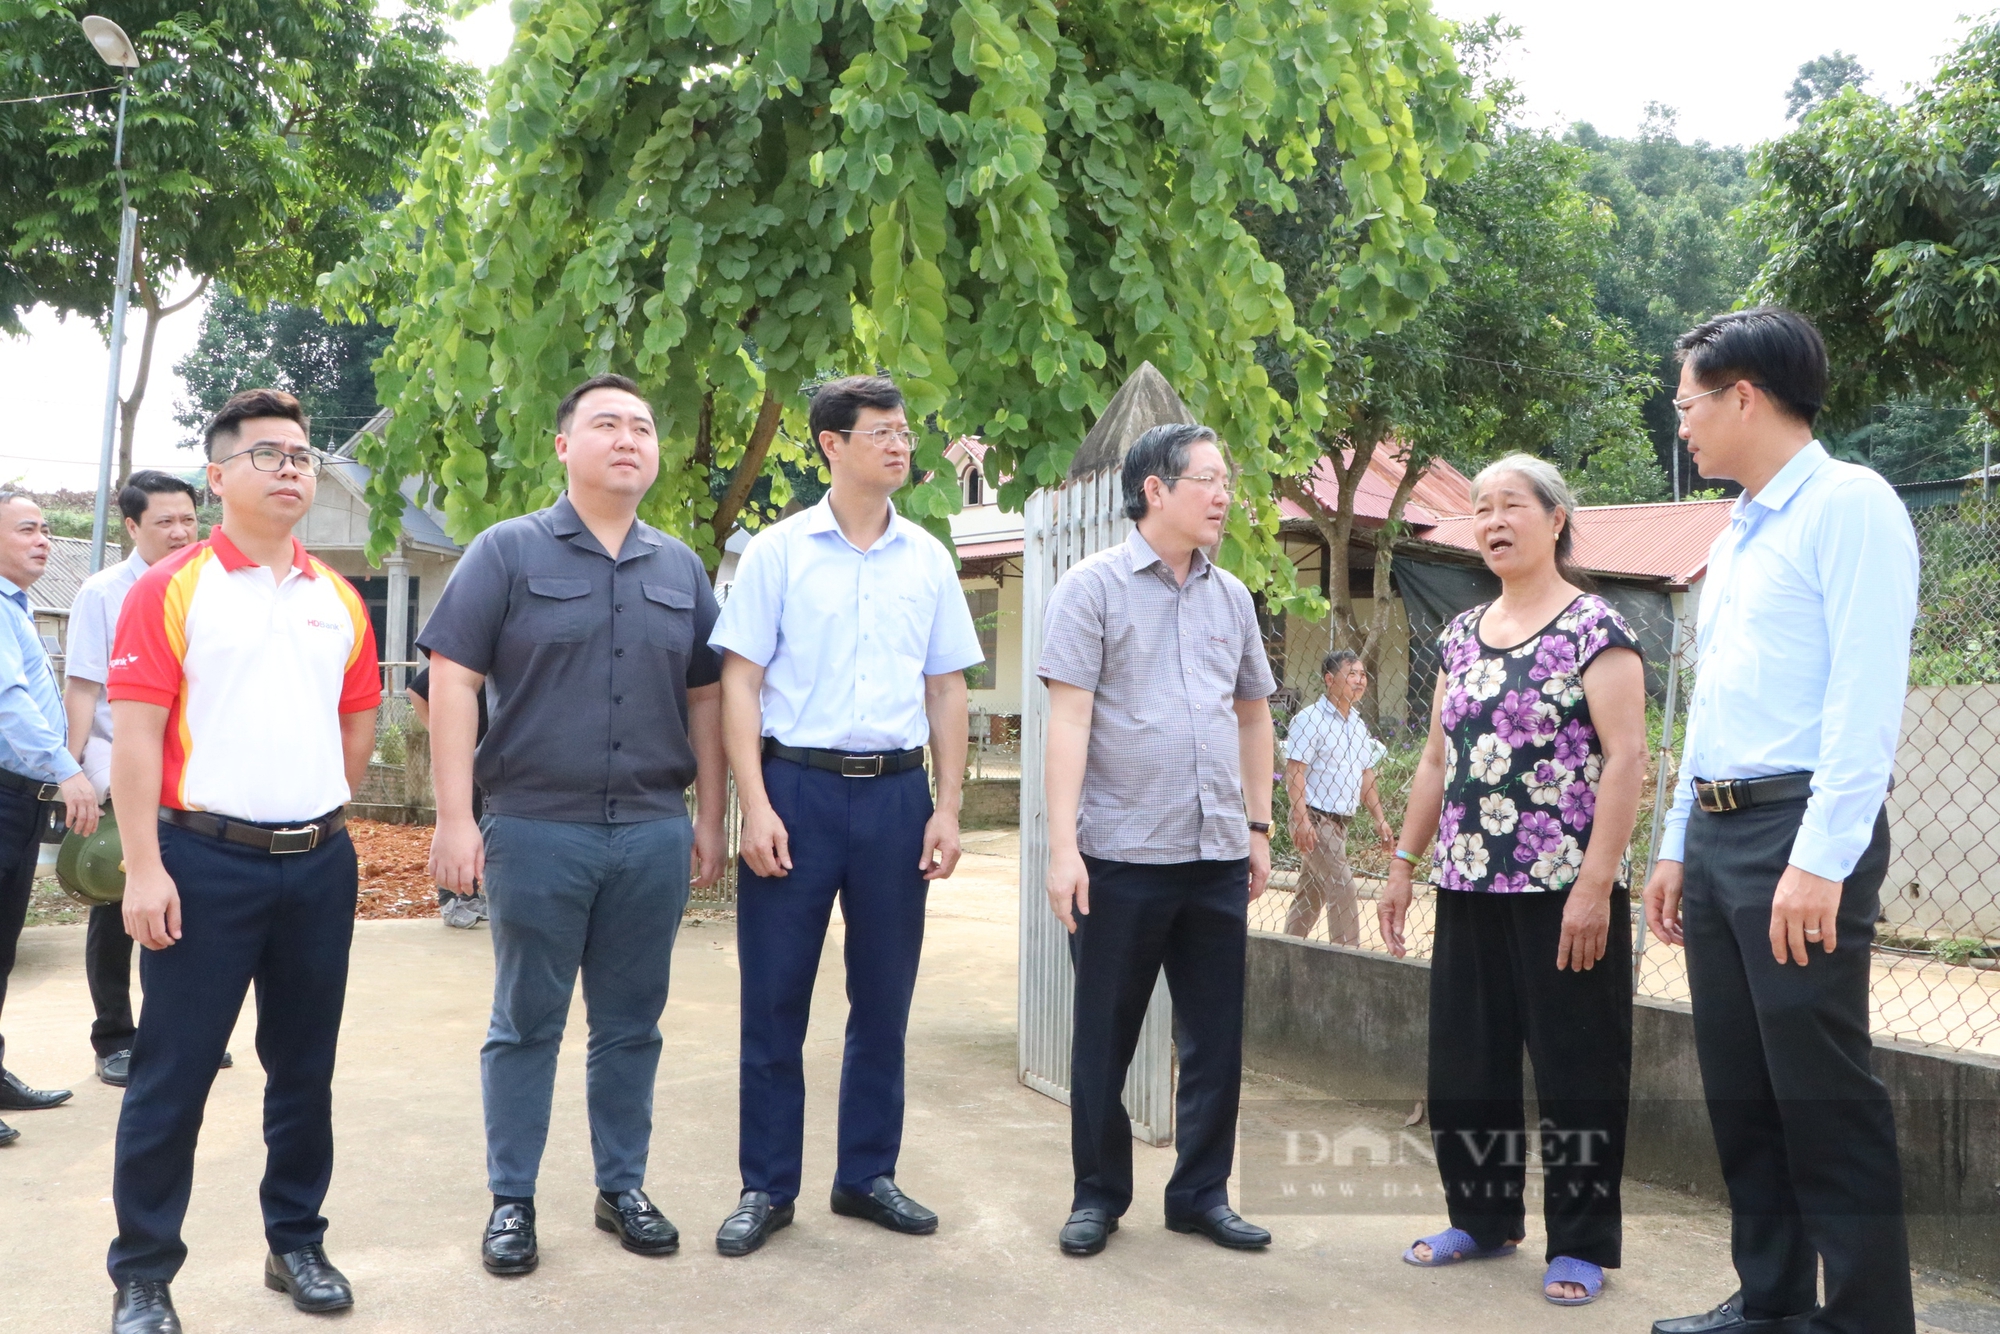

{"left": 1642, "top": 310, "right": 1918, "bottom": 1334}
{"left": 708, "top": 375, "right": 983, "bottom": 1257}
{"left": 0, "top": 491, "right": 102, "bottom": 1145}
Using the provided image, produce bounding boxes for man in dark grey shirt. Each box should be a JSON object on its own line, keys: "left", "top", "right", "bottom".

{"left": 421, "top": 373, "right": 726, "bottom": 1278}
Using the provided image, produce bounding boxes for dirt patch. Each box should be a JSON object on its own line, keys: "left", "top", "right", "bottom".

{"left": 350, "top": 818, "right": 441, "bottom": 920}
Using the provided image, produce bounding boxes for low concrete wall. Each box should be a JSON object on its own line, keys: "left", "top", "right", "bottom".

{"left": 961, "top": 778, "right": 1019, "bottom": 829}
{"left": 1242, "top": 931, "right": 2000, "bottom": 1284}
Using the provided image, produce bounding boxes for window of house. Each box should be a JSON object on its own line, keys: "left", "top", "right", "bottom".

{"left": 965, "top": 586, "right": 999, "bottom": 689}
{"left": 962, "top": 464, "right": 985, "bottom": 506}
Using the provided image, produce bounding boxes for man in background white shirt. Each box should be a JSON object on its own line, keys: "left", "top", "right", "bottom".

{"left": 61, "top": 471, "right": 208, "bottom": 1088}
{"left": 1282, "top": 649, "right": 1393, "bottom": 944}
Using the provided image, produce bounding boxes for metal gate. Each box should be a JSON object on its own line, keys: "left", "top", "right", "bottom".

{"left": 1017, "top": 362, "right": 1190, "bottom": 1147}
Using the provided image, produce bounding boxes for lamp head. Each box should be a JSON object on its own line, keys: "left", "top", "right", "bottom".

{"left": 81, "top": 16, "right": 139, "bottom": 70}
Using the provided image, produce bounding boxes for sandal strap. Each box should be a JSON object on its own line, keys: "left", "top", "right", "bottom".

{"left": 1543, "top": 1256, "right": 1604, "bottom": 1294}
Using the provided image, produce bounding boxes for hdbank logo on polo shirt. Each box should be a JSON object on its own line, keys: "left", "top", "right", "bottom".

{"left": 303, "top": 618, "right": 345, "bottom": 632}
{"left": 110, "top": 651, "right": 141, "bottom": 670}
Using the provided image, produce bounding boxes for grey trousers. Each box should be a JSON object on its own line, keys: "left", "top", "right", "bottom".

{"left": 480, "top": 813, "right": 692, "bottom": 1198}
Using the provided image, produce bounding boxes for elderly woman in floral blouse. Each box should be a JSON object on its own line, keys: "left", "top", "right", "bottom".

{"left": 1381, "top": 455, "right": 1647, "bottom": 1307}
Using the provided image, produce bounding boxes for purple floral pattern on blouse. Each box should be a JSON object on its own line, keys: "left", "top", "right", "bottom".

{"left": 1429, "top": 594, "right": 1639, "bottom": 893}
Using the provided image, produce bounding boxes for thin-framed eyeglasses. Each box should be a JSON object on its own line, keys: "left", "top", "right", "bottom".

{"left": 1671, "top": 380, "right": 1767, "bottom": 423}
{"left": 213, "top": 444, "right": 323, "bottom": 475}
{"left": 840, "top": 426, "right": 916, "bottom": 449}
{"left": 1162, "top": 472, "right": 1236, "bottom": 499}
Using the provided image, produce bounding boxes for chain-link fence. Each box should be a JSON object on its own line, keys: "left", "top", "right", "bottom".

{"left": 1258, "top": 501, "right": 2000, "bottom": 1057}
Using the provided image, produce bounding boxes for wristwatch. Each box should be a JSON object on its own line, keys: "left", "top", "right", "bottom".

{"left": 1247, "top": 821, "right": 1271, "bottom": 835}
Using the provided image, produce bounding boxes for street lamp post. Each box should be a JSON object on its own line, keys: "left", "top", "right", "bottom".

{"left": 82, "top": 16, "right": 140, "bottom": 575}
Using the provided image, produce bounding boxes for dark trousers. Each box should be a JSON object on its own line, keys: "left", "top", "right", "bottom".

{"left": 107, "top": 822, "right": 356, "bottom": 1283}
{"left": 1068, "top": 855, "right": 1248, "bottom": 1219}
{"left": 737, "top": 758, "right": 932, "bottom": 1206}
{"left": 0, "top": 785, "right": 44, "bottom": 1073}
{"left": 1682, "top": 801, "right": 1911, "bottom": 1333}
{"left": 87, "top": 903, "right": 137, "bottom": 1056}
{"left": 1427, "top": 887, "right": 1631, "bottom": 1267}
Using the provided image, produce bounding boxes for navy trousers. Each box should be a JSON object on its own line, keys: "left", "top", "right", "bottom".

{"left": 736, "top": 757, "right": 931, "bottom": 1206}
{"left": 108, "top": 821, "right": 356, "bottom": 1284}
{"left": 0, "top": 785, "right": 42, "bottom": 1073}
{"left": 1069, "top": 855, "right": 1249, "bottom": 1219}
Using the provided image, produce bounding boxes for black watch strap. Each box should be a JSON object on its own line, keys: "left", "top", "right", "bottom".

{"left": 1247, "top": 821, "right": 1271, "bottom": 834}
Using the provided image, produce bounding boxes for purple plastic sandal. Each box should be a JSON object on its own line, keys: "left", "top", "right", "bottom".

{"left": 1401, "top": 1227, "right": 1520, "bottom": 1267}
{"left": 1542, "top": 1256, "right": 1604, "bottom": 1305}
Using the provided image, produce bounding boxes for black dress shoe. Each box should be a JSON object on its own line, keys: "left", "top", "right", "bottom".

{"left": 1166, "top": 1204, "right": 1272, "bottom": 1249}
{"left": 112, "top": 1279, "right": 181, "bottom": 1333}
{"left": 264, "top": 1244, "right": 353, "bottom": 1313}
{"left": 0, "top": 1068, "right": 72, "bottom": 1110}
{"left": 0, "top": 1117, "right": 16, "bottom": 1146}
{"left": 482, "top": 1202, "right": 538, "bottom": 1275}
{"left": 1652, "top": 1293, "right": 1817, "bottom": 1333}
{"left": 829, "top": 1176, "right": 938, "bottom": 1234}
{"left": 220, "top": 1051, "right": 234, "bottom": 1069}
{"left": 595, "top": 1188, "right": 679, "bottom": 1255}
{"left": 98, "top": 1051, "right": 132, "bottom": 1087}
{"left": 1058, "top": 1208, "right": 1119, "bottom": 1256}
{"left": 715, "top": 1190, "right": 794, "bottom": 1257}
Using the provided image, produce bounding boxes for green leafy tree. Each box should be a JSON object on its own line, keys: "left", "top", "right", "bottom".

{"left": 326, "top": 0, "right": 1483, "bottom": 574}
{"left": 1746, "top": 16, "right": 2000, "bottom": 442}
{"left": 172, "top": 288, "right": 392, "bottom": 453}
{"left": 0, "top": 1, "right": 473, "bottom": 486}
{"left": 1786, "top": 50, "right": 1868, "bottom": 121}
{"left": 1248, "top": 23, "right": 1653, "bottom": 690}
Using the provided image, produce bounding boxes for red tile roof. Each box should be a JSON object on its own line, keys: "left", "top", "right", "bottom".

{"left": 1276, "top": 449, "right": 1475, "bottom": 529}
{"left": 1421, "top": 499, "right": 1733, "bottom": 588}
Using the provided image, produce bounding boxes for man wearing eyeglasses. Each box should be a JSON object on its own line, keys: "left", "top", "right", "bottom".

{"left": 104, "top": 389, "right": 381, "bottom": 1333}
{"left": 707, "top": 375, "right": 983, "bottom": 1256}
{"left": 1038, "top": 422, "right": 1276, "bottom": 1258}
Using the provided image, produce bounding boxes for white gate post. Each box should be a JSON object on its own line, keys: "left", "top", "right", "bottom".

{"left": 1017, "top": 362, "right": 1193, "bottom": 1147}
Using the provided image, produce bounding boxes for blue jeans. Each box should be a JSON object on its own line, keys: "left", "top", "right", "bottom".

{"left": 480, "top": 813, "right": 691, "bottom": 1197}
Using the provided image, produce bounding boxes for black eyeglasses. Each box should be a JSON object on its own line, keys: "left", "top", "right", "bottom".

{"left": 214, "top": 445, "right": 323, "bottom": 476}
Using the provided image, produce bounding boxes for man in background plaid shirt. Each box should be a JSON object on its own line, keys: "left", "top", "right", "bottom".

{"left": 1282, "top": 649, "right": 1394, "bottom": 944}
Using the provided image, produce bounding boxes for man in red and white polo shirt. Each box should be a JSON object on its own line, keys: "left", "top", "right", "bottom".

{"left": 103, "top": 389, "right": 379, "bottom": 1334}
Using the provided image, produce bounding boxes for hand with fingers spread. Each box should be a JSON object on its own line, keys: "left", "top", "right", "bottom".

{"left": 1769, "top": 863, "right": 1842, "bottom": 965}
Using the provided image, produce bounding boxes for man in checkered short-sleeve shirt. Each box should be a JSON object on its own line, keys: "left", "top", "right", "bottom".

{"left": 1282, "top": 649, "right": 1395, "bottom": 944}
{"left": 1037, "top": 422, "right": 1277, "bottom": 1260}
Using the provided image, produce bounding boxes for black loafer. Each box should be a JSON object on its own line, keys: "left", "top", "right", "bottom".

{"left": 1058, "top": 1208, "right": 1118, "bottom": 1256}
{"left": 829, "top": 1176, "right": 938, "bottom": 1235}
{"left": 219, "top": 1051, "right": 234, "bottom": 1070}
{"left": 112, "top": 1279, "right": 181, "bottom": 1333}
{"left": 263, "top": 1244, "right": 352, "bottom": 1313}
{"left": 0, "top": 1117, "right": 16, "bottom": 1146}
{"left": 595, "top": 1188, "right": 679, "bottom": 1255}
{"left": 482, "top": 1202, "right": 538, "bottom": 1275}
{"left": 715, "top": 1190, "right": 794, "bottom": 1257}
{"left": 1652, "top": 1294, "right": 1816, "bottom": 1333}
{"left": 97, "top": 1050, "right": 132, "bottom": 1087}
{"left": 0, "top": 1068, "right": 71, "bottom": 1111}
{"left": 1166, "top": 1204, "right": 1271, "bottom": 1249}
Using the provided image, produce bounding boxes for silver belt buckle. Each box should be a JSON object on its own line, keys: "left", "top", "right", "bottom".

{"left": 1696, "top": 781, "right": 1740, "bottom": 814}
{"left": 839, "top": 754, "right": 885, "bottom": 778}
{"left": 268, "top": 825, "right": 321, "bottom": 854}
{"left": 35, "top": 782, "right": 61, "bottom": 802}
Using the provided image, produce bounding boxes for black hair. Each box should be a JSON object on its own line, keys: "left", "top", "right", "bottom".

{"left": 809, "top": 375, "right": 904, "bottom": 454}
{"left": 118, "top": 470, "right": 198, "bottom": 524}
{"left": 1320, "top": 648, "right": 1362, "bottom": 678}
{"left": 556, "top": 373, "right": 648, "bottom": 435}
{"left": 1673, "top": 306, "right": 1828, "bottom": 426}
{"left": 1120, "top": 422, "right": 1222, "bottom": 522}
{"left": 204, "top": 388, "right": 309, "bottom": 459}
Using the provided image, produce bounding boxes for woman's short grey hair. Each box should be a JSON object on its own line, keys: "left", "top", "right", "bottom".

{"left": 1468, "top": 453, "right": 1594, "bottom": 589}
{"left": 1121, "top": 422, "right": 1219, "bottom": 522}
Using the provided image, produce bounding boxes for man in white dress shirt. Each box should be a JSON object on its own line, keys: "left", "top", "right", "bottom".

{"left": 1282, "top": 649, "right": 1393, "bottom": 943}
{"left": 708, "top": 375, "right": 983, "bottom": 1257}
{"left": 61, "top": 471, "right": 206, "bottom": 1087}
{"left": 1644, "top": 308, "right": 1918, "bottom": 1334}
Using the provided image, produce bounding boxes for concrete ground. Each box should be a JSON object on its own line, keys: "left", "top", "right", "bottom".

{"left": 3, "top": 831, "right": 1997, "bottom": 1333}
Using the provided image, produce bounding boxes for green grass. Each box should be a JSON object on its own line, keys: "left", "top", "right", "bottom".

{"left": 25, "top": 878, "right": 87, "bottom": 928}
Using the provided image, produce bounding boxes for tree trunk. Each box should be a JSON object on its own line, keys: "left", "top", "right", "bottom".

{"left": 707, "top": 388, "right": 784, "bottom": 563}
{"left": 1276, "top": 415, "right": 1391, "bottom": 657}
{"left": 117, "top": 251, "right": 208, "bottom": 553}
{"left": 1357, "top": 446, "right": 1429, "bottom": 732}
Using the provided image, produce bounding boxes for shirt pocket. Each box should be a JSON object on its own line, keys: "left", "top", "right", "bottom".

{"left": 642, "top": 582, "right": 695, "bottom": 652}
{"left": 523, "top": 576, "right": 591, "bottom": 644}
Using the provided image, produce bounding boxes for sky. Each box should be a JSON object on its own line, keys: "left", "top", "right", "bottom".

{"left": 0, "top": 0, "right": 1987, "bottom": 492}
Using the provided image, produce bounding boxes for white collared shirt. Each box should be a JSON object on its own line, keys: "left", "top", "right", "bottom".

{"left": 1284, "top": 696, "right": 1386, "bottom": 816}
{"left": 1659, "top": 441, "right": 1918, "bottom": 880}
{"left": 65, "top": 550, "right": 150, "bottom": 795}
{"left": 709, "top": 495, "right": 984, "bottom": 752}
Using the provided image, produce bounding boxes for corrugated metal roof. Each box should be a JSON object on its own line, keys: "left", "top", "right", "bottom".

{"left": 29, "top": 536, "right": 94, "bottom": 614}
{"left": 1277, "top": 448, "right": 1475, "bottom": 530}
{"left": 1421, "top": 499, "right": 1732, "bottom": 588}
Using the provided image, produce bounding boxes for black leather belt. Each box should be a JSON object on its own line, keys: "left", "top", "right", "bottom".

{"left": 762, "top": 738, "right": 926, "bottom": 778}
{"left": 160, "top": 807, "right": 347, "bottom": 854}
{"left": 0, "top": 767, "right": 62, "bottom": 802}
{"left": 1694, "top": 771, "right": 1813, "bottom": 814}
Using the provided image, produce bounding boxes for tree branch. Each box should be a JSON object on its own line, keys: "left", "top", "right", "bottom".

{"left": 708, "top": 388, "right": 784, "bottom": 561}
